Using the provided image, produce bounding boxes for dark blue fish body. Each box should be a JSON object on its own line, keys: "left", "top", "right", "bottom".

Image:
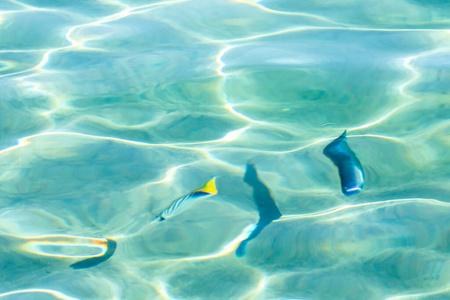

{"left": 236, "top": 162, "right": 282, "bottom": 257}
{"left": 70, "top": 238, "right": 117, "bottom": 269}
{"left": 323, "top": 130, "right": 364, "bottom": 196}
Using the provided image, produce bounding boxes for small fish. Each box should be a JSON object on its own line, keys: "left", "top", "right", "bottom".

{"left": 151, "top": 177, "right": 217, "bottom": 223}
{"left": 70, "top": 238, "right": 117, "bottom": 269}
{"left": 236, "top": 162, "right": 282, "bottom": 257}
{"left": 323, "top": 130, "right": 365, "bottom": 196}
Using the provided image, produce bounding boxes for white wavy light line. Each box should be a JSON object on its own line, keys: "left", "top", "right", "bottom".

{"left": 141, "top": 163, "right": 195, "bottom": 186}
{"left": 386, "top": 285, "right": 450, "bottom": 300}
{"left": 399, "top": 47, "right": 450, "bottom": 96}
{"left": 155, "top": 281, "right": 172, "bottom": 300}
{"left": 278, "top": 198, "right": 449, "bottom": 222}
{"left": 0, "top": 127, "right": 254, "bottom": 156}
{"left": 8, "top": 0, "right": 57, "bottom": 11}
{"left": 99, "top": 0, "right": 128, "bottom": 10}
{"left": 67, "top": 0, "right": 190, "bottom": 42}
{"left": 215, "top": 45, "right": 235, "bottom": 76}
{"left": 232, "top": 0, "right": 347, "bottom": 27}
{"left": 143, "top": 224, "right": 255, "bottom": 264}
{"left": 349, "top": 104, "right": 411, "bottom": 131}
{"left": 266, "top": 133, "right": 401, "bottom": 155}
{"left": 213, "top": 29, "right": 449, "bottom": 134}
{"left": 214, "top": 26, "right": 449, "bottom": 43}
{"left": 0, "top": 132, "right": 158, "bottom": 156}
{"left": 0, "top": 289, "right": 79, "bottom": 300}
{"left": 5, "top": 234, "right": 109, "bottom": 258}
{"left": 14, "top": 233, "right": 107, "bottom": 241}
{"left": 350, "top": 45, "right": 450, "bottom": 131}
{"left": 0, "top": 49, "right": 49, "bottom": 53}
{"left": 345, "top": 133, "right": 402, "bottom": 141}
{"left": 8, "top": 0, "right": 190, "bottom": 79}
{"left": 23, "top": 243, "right": 105, "bottom": 258}
{"left": 187, "top": 132, "right": 401, "bottom": 156}
{"left": 220, "top": 127, "right": 250, "bottom": 141}
{"left": 398, "top": 57, "right": 418, "bottom": 97}
{"left": 240, "top": 275, "right": 267, "bottom": 299}
{"left": 224, "top": 104, "right": 263, "bottom": 124}
{"left": 0, "top": 129, "right": 404, "bottom": 167}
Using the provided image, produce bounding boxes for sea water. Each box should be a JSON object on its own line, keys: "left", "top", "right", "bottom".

{"left": 0, "top": 0, "right": 449, "bottom": 299}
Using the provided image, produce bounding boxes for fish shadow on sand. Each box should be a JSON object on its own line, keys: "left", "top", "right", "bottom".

{"left": 236, "top": 162, "right": 282, "bottom": 257}
{"left": 70, "top": 238, "right": 117, "bottom": 269}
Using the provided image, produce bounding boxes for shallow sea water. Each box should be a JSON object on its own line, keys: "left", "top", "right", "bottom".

{"left": 1, "top": 0, "right": 450, "bottom": 299}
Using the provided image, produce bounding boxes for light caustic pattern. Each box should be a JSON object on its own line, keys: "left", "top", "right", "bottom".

{"left": 20, "top": 235, "right": 108, "bottom": 258}
{"left": 0, "top": 0, "right": 449, "bottom": 299}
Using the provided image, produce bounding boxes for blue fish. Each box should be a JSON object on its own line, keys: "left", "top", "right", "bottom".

{"left": 236, "top": 162, "right": 282, "bottom": 257}
{"left": 323, "top": 130, "right": 365, "bottom": 196}
{"left": 70, "top": 238, "right": 117, "bottom": 269}
{"left": 152, "top": 178, "right": 217, "bottom": 223}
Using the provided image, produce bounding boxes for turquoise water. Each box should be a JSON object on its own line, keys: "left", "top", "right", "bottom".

{"left": 1, "top": 0, "right": 449, "bottom": 299}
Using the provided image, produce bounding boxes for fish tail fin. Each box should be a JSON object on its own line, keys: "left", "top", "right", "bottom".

{"left": 323, "top": 130, "right": 348, "bottom": 156}
{"left": 195, "top": 177, "right": 218, "bottom": 195}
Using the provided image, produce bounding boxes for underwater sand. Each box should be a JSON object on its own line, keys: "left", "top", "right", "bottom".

{"left": 0, "top": 0, "right": 449, "bottom": 299}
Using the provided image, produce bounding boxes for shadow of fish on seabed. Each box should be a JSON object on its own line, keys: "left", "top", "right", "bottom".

{"left": 70, "top": 238, "right": 117, "bottom": 269}
{"left": 236, "top": 162, "right": 282, "bottom": 257}
{"left": 323, "top": 130, "right": 365, "bottom": 196}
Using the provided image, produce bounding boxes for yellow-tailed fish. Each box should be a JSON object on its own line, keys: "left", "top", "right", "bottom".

{"left": 151, "top": 177, "right": 217, "bottom": 223}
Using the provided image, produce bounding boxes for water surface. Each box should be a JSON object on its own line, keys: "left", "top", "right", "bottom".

{"left": 0, "top": 0, "right": 449, "bottom": 299}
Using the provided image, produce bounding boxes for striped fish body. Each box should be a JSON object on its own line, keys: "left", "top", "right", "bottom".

{"left": 153, "top": 192, "right": 199, "bottom": 222}
{"left": 152, "top": 178, "right": 217, "bottom": 223}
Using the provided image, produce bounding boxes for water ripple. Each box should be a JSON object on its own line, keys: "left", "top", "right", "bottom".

{"left": 0, "top": 0, "right": 449, "bottom": 299}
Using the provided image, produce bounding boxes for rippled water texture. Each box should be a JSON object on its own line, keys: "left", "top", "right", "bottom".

{"left": 0, "top": 0, "right": 449, "bottom": 299}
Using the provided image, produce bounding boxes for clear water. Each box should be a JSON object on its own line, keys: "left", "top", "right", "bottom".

{"left": 0, "top": 0, "right": 449, "bottom": 299}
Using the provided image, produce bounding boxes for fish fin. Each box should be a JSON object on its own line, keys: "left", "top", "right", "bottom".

{"left": 150, "top": 215, "right": 165, "bottom": 224}
{"left": 323, "top": 130, "right": 347, "bottom": 156}
{"left": 195, "top": 177, "right": 217, "bottom": 195}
